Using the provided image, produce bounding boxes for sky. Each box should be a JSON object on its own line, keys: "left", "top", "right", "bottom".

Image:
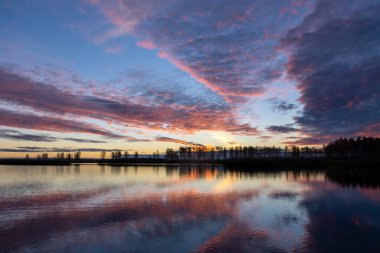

{"left": 0, "top": 0, "right": 379, "bottom": 157}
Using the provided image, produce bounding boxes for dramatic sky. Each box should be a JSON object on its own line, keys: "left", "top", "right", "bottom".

{"left": 0, "top": 0, "right": 379, "bottom": 157}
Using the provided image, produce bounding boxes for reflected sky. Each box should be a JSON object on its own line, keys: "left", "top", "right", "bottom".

{"left": 0, "top": 165, "right": 379, "bottom": 253}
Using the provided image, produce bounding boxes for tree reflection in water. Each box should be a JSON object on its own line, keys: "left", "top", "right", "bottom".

{"left": 0, "top": 164, "right": 379, "bottom": 253}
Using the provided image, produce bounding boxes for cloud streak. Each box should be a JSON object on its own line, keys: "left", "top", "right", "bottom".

{"left": 0, "top": 108, "right": 125, "bottom": 139}
{"left": 0, "top": 66, "right": 258, "bottom": 136}
{"left": 0, "top": 147, "right": 128, "bottom": 153}
{"left": 155, "top": 136, "right": 203, "bottom": 147}
{"left": 0, "top": 129, "right": 108, "bottom": 143}
{"left": 266, "top": 125, "right": 300, "bottom": 134}
{"left": 0, "top": 129, "right": 57, "bottom": 142}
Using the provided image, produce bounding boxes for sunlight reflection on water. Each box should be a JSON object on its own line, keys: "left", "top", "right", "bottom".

{"left": 0, "top": 164, "right": 380, "bottom": 253}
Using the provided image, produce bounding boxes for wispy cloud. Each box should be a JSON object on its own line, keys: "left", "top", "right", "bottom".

{"left": 0, "top": 66, "right": 258, "bottom": 135}
{"left": 0, "top": 147, "right": 126, "bottom": 153}
{"left": 0, "top": 129, "right": 57, "bottom": 142}
{"left": 0, "top": 108, "right": 124, "bottom": 139}
{"left": 0, "top": 129, "right": 109, "bottom": 143}
{"left": 89, "top": 0, "right": 312, "bottom": 101}
{"left": 266, "top": 125, "right": 300, "bottom": 134}
{"left": 268, "top": 98, "right": 298, "bottom": 113}
{"left": 155, "top": 136, "right": 203, "bottom": 147}
{"left": 62, "top": 138, "right": 107, "bottom": 143}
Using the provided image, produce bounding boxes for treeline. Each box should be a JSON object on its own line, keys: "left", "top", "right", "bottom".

{"left": 31, "top": 151, "right": 82, "bottom": 160}
{"left": 324, "top": 137, "right": 380, "bottom": 158}
{"left": 24, "top": 137, "right": 380, "bottom": 161}
{"left": 164, "top": 137, "right": 380, "bottom": 160}
{"left": 104, "top": 150, "right": 139, "bottom": 159}
{"left": 164, "top": 145, "right": 324, "bottom": 160}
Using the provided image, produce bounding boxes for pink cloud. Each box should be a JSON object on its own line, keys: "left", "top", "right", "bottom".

{"left": 0, "top": 67, "right": 259, "bottom": 136}
{"left": 88, "top": 0, "right": 306, "bottom": 102}
{"left": 137, "top": 40, "right": 155, "bottom": 50}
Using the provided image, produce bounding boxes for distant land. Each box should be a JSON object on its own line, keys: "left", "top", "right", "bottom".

{"left": 1, "top": 137, "right": 380, "bottom": 169}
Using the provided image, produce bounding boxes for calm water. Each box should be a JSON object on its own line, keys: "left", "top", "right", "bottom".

{"left": 0, "top": 165, "right": 380, "bottom": 253}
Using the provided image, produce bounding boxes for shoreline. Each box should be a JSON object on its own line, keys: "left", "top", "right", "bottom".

{"left": 0, "top": 157, "right": 379, "bottom": 169}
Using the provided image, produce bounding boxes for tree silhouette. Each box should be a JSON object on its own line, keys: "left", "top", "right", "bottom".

{"left": 165, "top": 148, "right": 178, "bottom": 160}
{"left": 23, "top": 137, "right": 378, "bottom": 163}
{"left": 74, "top": 151, "right": 81, "bottom": 160}
{"left": 324, "top": 137, "right": 380, "bottom": 158}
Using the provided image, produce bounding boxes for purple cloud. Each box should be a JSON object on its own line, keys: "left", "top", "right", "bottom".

{"left": 0, "top": 129, "right": 57, "bottom": 142}
{"left": 0, "top": 147, "right": 128, "bottom": 153}
{"left": 282, "top": 1, "right": 380, "bottom": 142}
{"left": 266, "top": 125, "right": 300, "bottom": 134}
{"left": 90, "top": 0, "right": 312, "bottom": 100}
{"left": 0, "top": 108, "right": 126, "bottom": 139}
{"left": 0, "top": 66, "right": 258, "bottom": 135}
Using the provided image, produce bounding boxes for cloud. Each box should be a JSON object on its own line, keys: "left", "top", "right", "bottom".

{"left": 0, "top": 108, "right": 127, "bottom": 139}
{"left": 0, "top": 129, "right": 57, "bottom": 142}
{"left": 0, "top": 147, "right": 127, "bottom": 153}
{"left": 109, "top": 68, "right": 229, "bottom": 110}
{"left": 257, "top": 135, "right": 272, "bottom": 142}
{"left": 0, "top": 129, "right": 109, "bottom": 143}
{"left": 283, "top": 135, "right": 335, "bottom": 145}
{"left": 155, "top": 136, "right": 203, "bottom": 147}
{"left": 90, "top": 0, "right": 312, "bottom": 100}
{"left": 137, "top": 40, "right": 155, "bottom": 50}
{"left": 61, "top": 138, "right": 106, "bottom": 143}
{"left": 269, "top": 98, "right": 297, "bottom": 112}
{"left": 281, "top": 1, "right": 380, "bottom": 142}
{"left": 266, "top": 125, "right": 300, "bottom": 134}
{"left": 0, "top": 66, "right": 258, "bottom": 135}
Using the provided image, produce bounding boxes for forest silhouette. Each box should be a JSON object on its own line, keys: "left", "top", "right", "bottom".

{"left": 2, "top": 137, "right": 380, "bottom": 168}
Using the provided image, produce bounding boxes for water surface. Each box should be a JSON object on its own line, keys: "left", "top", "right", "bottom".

{"left": 0, "top": 164, "right": 379, "bottom": 252}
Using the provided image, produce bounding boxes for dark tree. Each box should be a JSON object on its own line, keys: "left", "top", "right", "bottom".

{"left": 165, "top": 148, "right": 178, "bottom": 160}
{"left": 324, "top": 137, "right": 380, "bottom": 158}
{"left": 74, "top": 151, "right": 81, "bottom": 160}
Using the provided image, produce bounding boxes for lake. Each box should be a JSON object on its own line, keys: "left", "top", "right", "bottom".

{"left": 0, "top": 164, "right": 379, "bottom": 253}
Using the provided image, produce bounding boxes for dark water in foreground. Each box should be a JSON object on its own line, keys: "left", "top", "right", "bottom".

{"left": 0, "top": 165, "right": 379, "bottom": 253}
